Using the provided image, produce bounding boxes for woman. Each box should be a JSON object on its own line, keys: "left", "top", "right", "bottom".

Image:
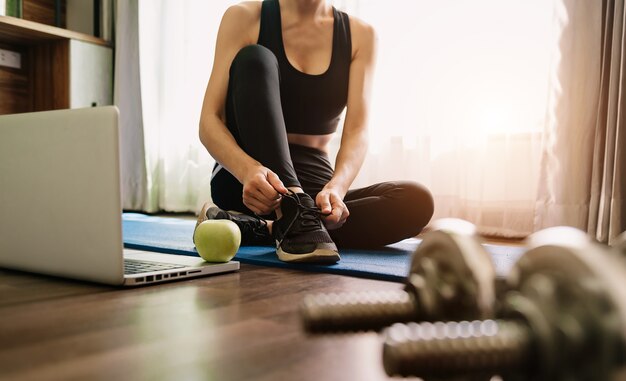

{"left": 197, "top": 0, "right": 434, "bottom": 263}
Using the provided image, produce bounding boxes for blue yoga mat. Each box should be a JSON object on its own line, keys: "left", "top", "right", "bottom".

{"left": 122, "top": 213, "right": 525, "bottom": 283}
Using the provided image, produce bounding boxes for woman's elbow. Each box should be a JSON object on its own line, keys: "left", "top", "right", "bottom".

{"left": 198, "top": 116, "right": 215, "bottom": 148}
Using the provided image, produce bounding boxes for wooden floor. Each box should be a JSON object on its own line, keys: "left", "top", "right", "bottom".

{"left": 0, "top": 263, "right": 418, "bottom": 381}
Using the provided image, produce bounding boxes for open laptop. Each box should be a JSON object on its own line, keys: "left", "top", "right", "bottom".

{"left": 0, "top": 106, "right": 239, "bottom": 286}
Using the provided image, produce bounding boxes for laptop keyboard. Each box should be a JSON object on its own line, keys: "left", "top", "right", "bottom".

{"left": 124, "top": 259, "right": 186, "bottom": 274}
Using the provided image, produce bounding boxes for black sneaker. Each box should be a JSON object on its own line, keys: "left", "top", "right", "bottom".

{"left": 272, "top": 192, "right": 340, "bottom": 263}
{"left": 195, "top": 202, "right": 273, "bottom": 246}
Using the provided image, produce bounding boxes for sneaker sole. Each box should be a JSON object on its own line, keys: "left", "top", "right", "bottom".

{"left": 196, "top": 202, "right": 212, "bottom": 227}
{"left": 276, "top": 242, "right": 340, "bottom": 264}
{"left": 196, "top": 202, "right": 244, "bottom": 228}
{"left": 194, "top": 202, "right": 236, "bottom": 240}
{"left": 193, "top": 202, "right": 213, "bottom": 245}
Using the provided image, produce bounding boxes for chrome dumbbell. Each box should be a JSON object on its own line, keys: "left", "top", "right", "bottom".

{"left": 383, "top": 227, "right": 626, "bottom": 381}
{"left": 300, "top": 219, "right": 496, "bottom": 333}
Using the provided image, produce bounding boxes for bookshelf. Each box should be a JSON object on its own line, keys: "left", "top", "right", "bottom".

{"left": 0, "top": 15, "right": 113, "bottom": 115}
{"left": 0, "top": 15, "right": 110, "bottom": 46}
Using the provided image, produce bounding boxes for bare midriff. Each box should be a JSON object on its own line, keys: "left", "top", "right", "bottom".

{"left": 287, "top": 132, "right": 334, "bottom": 152}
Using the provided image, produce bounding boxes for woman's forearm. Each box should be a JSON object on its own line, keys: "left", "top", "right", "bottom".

{"left": 327, "top": 128, "right": 368, "bottom": 196}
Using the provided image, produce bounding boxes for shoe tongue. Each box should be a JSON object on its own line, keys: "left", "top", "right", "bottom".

{"left": 295, "top": 192, "right": 316, "bottom": 208}
{"left": 279, "top": 193, "right": 299, "bottom": 218}
{"left": 280, "top": 192, "right": 315, "bottom": 221}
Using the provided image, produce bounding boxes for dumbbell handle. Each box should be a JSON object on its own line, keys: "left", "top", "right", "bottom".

{"left": 300, "top": 290, "right": 418, "bottom": 333}
{"left": 383, "top": 319, "right": 531, "bottom": 378}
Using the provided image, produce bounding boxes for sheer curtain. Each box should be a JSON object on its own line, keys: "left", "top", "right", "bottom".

{"left": 537, "top": 0, "right": 626, "bottom": 244}
{"left": 134, "top": 1, "right": 229, "bottom": 212}
{"left": 120, "top": 0, "right": 561, "bottom": 237}
{"left": 115, "top": 0, "right": 238, "bottom": 213}
{"left": 334, "top": 0, "right": 555, "bottom": 237}
{"left": 534, "top": 0, "right": 604, "bottom": 236}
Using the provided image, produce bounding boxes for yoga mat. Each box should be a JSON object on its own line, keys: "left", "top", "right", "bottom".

{"left": 122, "top": 213, "right": 525, "bottom": 283}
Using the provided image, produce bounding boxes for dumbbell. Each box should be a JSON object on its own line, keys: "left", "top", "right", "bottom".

{"left": 382, "top": 226, "right": 626, "bottom": 381}
{"left": 300, "top": 218, "right": 497, "bottom": 333}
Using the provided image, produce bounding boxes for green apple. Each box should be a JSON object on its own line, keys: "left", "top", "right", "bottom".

{"left": 194, "top": 220, "right": 241, "bottom": 262}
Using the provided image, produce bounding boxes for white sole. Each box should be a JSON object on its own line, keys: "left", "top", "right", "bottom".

{"left": 276, "top": 242, "right": 340, "bottom": 263}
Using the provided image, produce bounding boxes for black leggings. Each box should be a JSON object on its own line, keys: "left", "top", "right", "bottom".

{"left": 211, "top": 45, "right": 434, "bottom": 248}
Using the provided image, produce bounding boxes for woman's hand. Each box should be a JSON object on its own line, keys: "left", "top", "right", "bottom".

{"left": 242, "top": 165, "right": 288, "bottom": 215}
{"left": 316, "top": 186, "right": 350, "bottom": 230}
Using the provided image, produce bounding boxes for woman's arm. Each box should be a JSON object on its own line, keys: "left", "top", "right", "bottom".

{"left": 199, "top": 3, "right": 287, "bottom": 214}
{"left": 317, "top": 18, "right": 378, "bottom": 229}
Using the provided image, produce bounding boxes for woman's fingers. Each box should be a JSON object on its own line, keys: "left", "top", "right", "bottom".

{"left": 243, "top": 195, "right": 268, "bottom": 215}
{"left": 246, "top": 198, "right": 279, "bottom": 215}
{"left": 316, "top": 193, "right": 332, "bottom": 215}
{"left": 243, "top": 188, "right": 279, "bottom": 215}
{"left": 266, "top": 171, "right": 288, "bottom": 194}
{"left": 244, "top": 170, "right": 284, "bottom": 213}
{"left": 320, "top": 193, "right": 349, "bottom": 230}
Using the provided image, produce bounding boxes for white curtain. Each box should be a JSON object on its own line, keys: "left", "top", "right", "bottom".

{"left": 115, "top": 0, "right": 147, "bottom": 211}
{"left": 334, "top": 0, "right": 555, "bottom": 237}
{"left": 134, "top": 1, "right": 228, "bottom": 212}
{"left": 116, "top": 0, "right": 237, "bottom": 213}
{"left": 122, "top": 0, "right": 561, "bottom": 238}
{"left": 534, "top": 0, "right": 603, "bottom": 236}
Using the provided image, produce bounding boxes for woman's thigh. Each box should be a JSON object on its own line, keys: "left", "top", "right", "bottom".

{"left": 330, "top": 181, "right": 434, "bottom": 248}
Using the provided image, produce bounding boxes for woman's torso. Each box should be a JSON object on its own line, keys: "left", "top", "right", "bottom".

{"left": 236, "top": 0, "right": 352, "bottom": 152}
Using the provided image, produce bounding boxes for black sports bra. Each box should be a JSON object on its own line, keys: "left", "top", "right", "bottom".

{"left": 257, "top": 0, "right": 352, "bottom": 135}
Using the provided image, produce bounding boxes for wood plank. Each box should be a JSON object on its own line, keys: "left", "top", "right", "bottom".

{"left": 0, "top": 44, "right": 30, "bottom": 114}
{"left": 30, "top": 39, "right": 69, "bottom": 110}
{"left": 23, "top": 0, "right": 67, "bottom": 28}
{"left": 0, "top": 265, "right": 405, "bottom": 381}
{"left": 0, "top": 15, "right": 110, "bottom": 46}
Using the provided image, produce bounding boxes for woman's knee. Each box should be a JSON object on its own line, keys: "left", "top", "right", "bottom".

{"left": 395, "top": 181, "right": 434, "bottom": 229}
{"left": 231, "top": 44, "right": 279, "bottom": 77}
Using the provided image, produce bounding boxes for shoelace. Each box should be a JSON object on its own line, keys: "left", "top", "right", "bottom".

{"left": 276, "top": 192, "right": 329, "bottom": 246}
{"left": 210, "top": 208, "right": 269, "bottom": 241}
{"left": 241, "top": 223, "right": 267, "bottom": 238}
{"left": 235, "top": 214, "right": 269, "bottom": 240}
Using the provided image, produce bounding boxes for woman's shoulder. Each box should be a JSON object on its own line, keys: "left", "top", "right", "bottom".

{"left": 223, "top": 1, "right": 262, "bottom": 23}
{"left": 346, "top": 13, "right": 376, "bottom": 41}
{"left": 344, "top": 13, "right": 377, "bottom": 59}
{"left": 220, "top": 1, "right": 263, "bottom": 45}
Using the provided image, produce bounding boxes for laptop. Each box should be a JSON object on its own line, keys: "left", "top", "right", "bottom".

{"left": 0, "top": 106, "right": 239, "bottom": 286}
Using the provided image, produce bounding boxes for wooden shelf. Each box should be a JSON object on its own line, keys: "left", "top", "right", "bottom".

{"left": 0, "top": 15, "right": 111, "bottom": 47}
{"left": 0, "top": 14, "right": 113, "bottom": 115}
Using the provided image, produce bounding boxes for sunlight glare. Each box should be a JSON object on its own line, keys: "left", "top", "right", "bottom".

{"left": 345, "top": 0, "right": 556, "bottom": 152}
